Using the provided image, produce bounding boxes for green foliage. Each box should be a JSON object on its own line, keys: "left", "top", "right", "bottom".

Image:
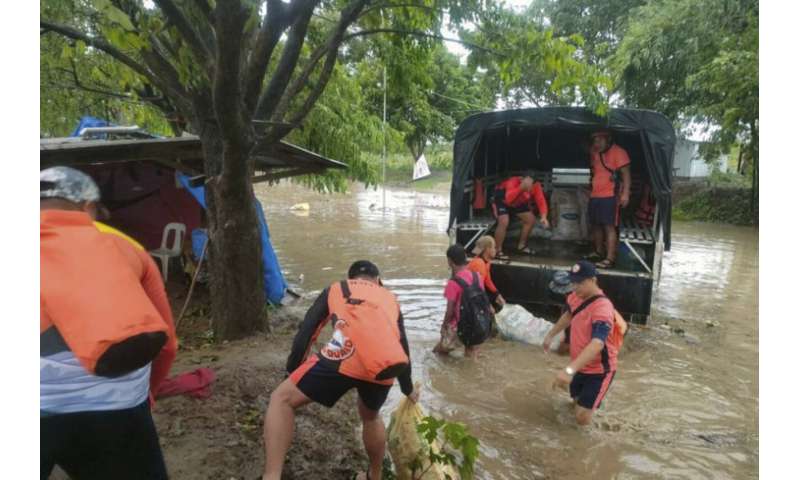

{"left": 672, "top": 186, "right": 756, "bottom": 225}
{"left": 412, "top": 415, "right": 480, "bottom": 480}
{"left": 611, "top": 0, "right": 758, "bottom": 164}
{"left": 462, "top": 2, "right": 611, "bottom": 114}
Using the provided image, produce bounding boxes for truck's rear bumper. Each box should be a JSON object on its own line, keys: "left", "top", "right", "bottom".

{"left": 491, "top": 261, "right": 654, "bottom": 323}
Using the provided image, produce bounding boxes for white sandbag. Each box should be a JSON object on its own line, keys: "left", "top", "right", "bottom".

{"left": 550, "top": 189, "right": 583, "bottom": 241}
{"left": 495, "top": 304, "right": 561, "bottom": 349}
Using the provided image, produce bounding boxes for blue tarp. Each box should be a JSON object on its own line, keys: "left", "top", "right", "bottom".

{"left": 177, "top": 173, "right": 287, "bottom": 304}
{"left": 70, "top": 116, "right": 110, "bottom": 137}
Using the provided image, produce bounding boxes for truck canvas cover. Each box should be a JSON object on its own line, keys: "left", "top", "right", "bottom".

{"left": 449, "top": 107, "right": 676, "bottom": 249}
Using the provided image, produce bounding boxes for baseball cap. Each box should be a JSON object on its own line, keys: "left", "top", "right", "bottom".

{"left": 548, "top": 270, "right": 574, "bottom": 295}
{"left": 348, "top": 260, "right": 380, "bottom": 279}
{"left": 40, "top": 166, "right": 100, "bottom": 204}
{"left": 568, "top": 260, "right": 597, "bottom": 283}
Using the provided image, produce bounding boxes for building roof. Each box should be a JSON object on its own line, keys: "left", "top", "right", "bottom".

{"left": 40, "top": 134, "right": 347, "bottom": 182}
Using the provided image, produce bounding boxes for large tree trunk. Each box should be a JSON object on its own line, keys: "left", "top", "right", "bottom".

{"left": 200, "top": 127, "right": 266, "bottom": 340}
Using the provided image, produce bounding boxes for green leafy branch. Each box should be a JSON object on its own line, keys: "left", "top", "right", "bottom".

{"left": 410, "top": 415, "right": 480, "bottom": 480}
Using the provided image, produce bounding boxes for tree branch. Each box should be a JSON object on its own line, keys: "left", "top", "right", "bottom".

{"left": 243, "top": 0, "right": 288, "bottom": 115}
{"left": 40, "top": 20, "right": 154, "bottom": 83}
{"left": 344, "top": 28, "right": 501, "bottom": 55}
{"left": 253, "top": 0, "right": 319, "bottom": 121}
{"left": 154, "top": 0, "right": 214, "bottom": 74}
{"left": 359, "top": 3, "right": 440, "bottom": 19}
{"left": 271, "top": 0, "right": 370, "bottom": 123}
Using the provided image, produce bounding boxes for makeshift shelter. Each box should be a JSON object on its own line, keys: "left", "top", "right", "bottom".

{"left": 41, "top": 119, "right": 347, "bottom": 304}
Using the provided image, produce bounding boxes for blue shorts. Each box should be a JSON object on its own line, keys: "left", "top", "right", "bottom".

{"left": 569, "top": 371, "right": 616, "bottom": 410}
{"left": 588, "top": 196, "right": 620, "bottom": 226}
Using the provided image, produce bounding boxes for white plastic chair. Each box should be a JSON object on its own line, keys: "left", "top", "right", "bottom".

{"left": 149, "top": 222, "right": 186, "bottom": 282}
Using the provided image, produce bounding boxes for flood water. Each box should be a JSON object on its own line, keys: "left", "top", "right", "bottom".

{"left": 256, "top": 182, "right": 758, "bottom": 480}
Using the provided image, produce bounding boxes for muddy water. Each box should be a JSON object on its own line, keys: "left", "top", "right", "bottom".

{"left": 256, "top": 182, "right": 758, "bottom": 480}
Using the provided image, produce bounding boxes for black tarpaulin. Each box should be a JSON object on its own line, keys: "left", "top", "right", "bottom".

{"left": 449, "top": 107, "right": 676, "bottom": 250}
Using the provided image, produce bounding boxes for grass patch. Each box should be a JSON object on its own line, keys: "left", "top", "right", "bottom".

{"left": 672, "top": 186, "right": 757, "bottom": 225}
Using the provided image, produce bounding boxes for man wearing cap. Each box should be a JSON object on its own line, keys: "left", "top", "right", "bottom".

{"left": 586, "top": 130, "right": 631, "bottom": 269}
{"left": 492, "top": 173, "right": 549, "bottom": 258}
{"left": 41, "top": 167, "right": 176, "bottom": 479}
{"left": 543, "top": 261, "right": 620, "bottom": 426}
{"left": 262, "top": 260, "right": 418, "bottom": 480}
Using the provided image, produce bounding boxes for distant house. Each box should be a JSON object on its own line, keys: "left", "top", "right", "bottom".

{"left": 673, "top": 138, "right": 728, "bottom": 179}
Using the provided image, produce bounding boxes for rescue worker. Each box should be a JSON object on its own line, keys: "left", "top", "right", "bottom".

{"left": 492, "top": 173, "right": 549, "bottom": 258}
{"left": 41, "top": 167, "right": 177, "bottom": 479}
{"left": 262, "top": 261, "right": 418, "bottom": 480}
{"left": 543, "top": 261, "right": 621, "bottom": 426}
{"left": 468, "top": 236, "right": 505, "bottom": 312}
{"left": 585, "top": 130, "right": 632, "bottom": 269}
{"left": 434, "top": 244, "right": 486, "bottom": 359}
{"left": 547, "top": 270, "right": 628, "bottom": 357}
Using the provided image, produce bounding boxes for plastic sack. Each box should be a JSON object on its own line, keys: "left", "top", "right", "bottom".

{"left": 495, "top": 304, "right": 562, "bottom": 349}
{"left": 387, "top": 397, "right": 460, "bottom": 480}
{"left": 550, "top": 189, "right": 584, "bottom": 241}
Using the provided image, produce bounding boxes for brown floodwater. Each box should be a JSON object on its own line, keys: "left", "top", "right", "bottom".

{"left": 255, "top": 181, "right": 758, "bottom": 480}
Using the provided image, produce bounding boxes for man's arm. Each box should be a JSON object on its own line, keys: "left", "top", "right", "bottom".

{"left": 285, "top": 288, "right": 331, "bottom": 374}
{"left": 531, "top": 182, "right": 549, "bottom": 225}
{"left": 140, "top": 253, "right": 177, "bottom": 400}
{"left": 396, "top": 312, "right": 414, "bottom": 396}
{"left": 619, "top": 165, "right": 632, "bottom": 207}
{"left": 442, "top": 299, "right": 457, "bottom": 328}
{"left": 544, "top": 310, "right": 572, "bottom": 352}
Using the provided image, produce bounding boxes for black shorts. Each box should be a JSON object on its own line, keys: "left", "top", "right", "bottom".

{"left": 493, "top": 189, "right": 530, "bottom": 217}
{"left": 588, "top": 196, "right": 620, "bottom": 226}
{"left": 570, "top": 371, "right": 616, "bottom": 410}
{"left": 41, "top": 401, "right": 168, "bottom": 480}
{"left": 291, "top": 357, "right": 391, "bottom": 411}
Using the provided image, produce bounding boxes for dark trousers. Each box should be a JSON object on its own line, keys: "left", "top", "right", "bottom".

{"left": 41, "top": 401, "right": 168, "bottom": 480}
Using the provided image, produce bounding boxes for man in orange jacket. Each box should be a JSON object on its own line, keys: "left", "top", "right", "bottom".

{"left": 262, "top": 261, "right": 418, "bottom": 480}
{"left": 41, "top": 167, "right": 176, "bottom": 480}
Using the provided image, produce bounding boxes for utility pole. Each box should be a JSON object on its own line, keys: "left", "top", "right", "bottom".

{"left": 382, "top": 65, "right": 387, "bottom": 211}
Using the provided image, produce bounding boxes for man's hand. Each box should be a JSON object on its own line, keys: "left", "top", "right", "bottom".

{"left": 551, "top": 369, "right": 573, "bottom": 391}
{"left": 619, "top": 192, "right": 630, "bottom": 208}
{"left": 496, "top": 294, "right": 506, "bottom": 307}
{"left": 407, "top": 386, "right": 421, "bottom": 403}
{"left": 542, "top": 334, "right": 553, "bottom": 353}
{"left": 521, "top": 177, "right": 534, "bottom": 191}
{"left": 539, "top": 216, "right": 550, "bottom": 229}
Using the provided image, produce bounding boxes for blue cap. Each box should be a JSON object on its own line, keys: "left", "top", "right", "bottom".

{"left": 568, "top": 260, "right": 597, "bottom": 283}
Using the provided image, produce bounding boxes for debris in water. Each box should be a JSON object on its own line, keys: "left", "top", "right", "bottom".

{"left": 706, "top": 320, "right": 720, "bottom": 328}
{"left": 289, "top": 202, "right": 310, "bottom": 211}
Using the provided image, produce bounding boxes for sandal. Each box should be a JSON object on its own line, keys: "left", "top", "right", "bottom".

{"left": 515, "top": 245, "right": 536, "bottom": 255}
{"left": 595, "top": 258, "right": 615, "bottom": 269}
{"left": 583, "top": 251, "right": 604, "bottom": 262}
{"left": 495, "top": 251, "right": 510, "bottom": 260}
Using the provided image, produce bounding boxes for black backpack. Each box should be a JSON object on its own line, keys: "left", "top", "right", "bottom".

{"left": 453, "top": 271, "right": 493, "bottom": 347}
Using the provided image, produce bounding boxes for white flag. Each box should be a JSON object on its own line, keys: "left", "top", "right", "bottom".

{"left": 413, "top": 154, "right": 431, "bottom": 181}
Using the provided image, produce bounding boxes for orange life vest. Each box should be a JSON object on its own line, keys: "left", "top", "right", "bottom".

{"left": 609, "top": 310, "right": 628, "bottom": 350}
{"left": 473, "top": 178, "right": 487, "bottom": 209}
{"left": 321, "top": 280, "right": 409, "bottom": 385}
{"left": 41, "top": 211, "right": 170, "bottom": 375}
{"left": 635, "top": 183, "right": 656, "bottom": 226}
